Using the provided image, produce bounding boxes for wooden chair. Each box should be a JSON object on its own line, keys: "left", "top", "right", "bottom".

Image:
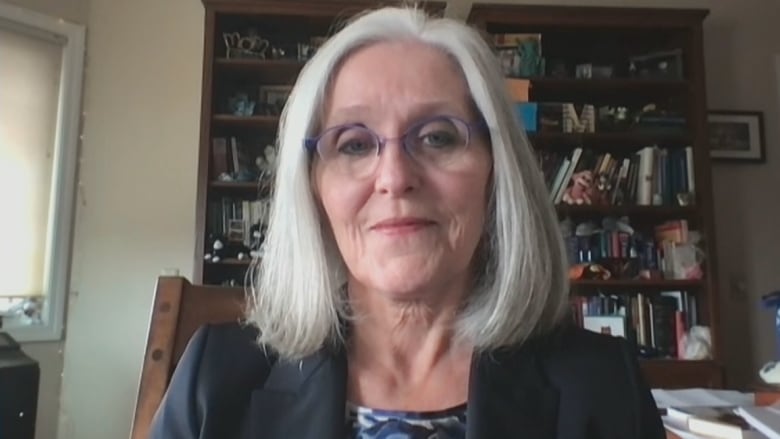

{"left": 130, "top": 276, "right": 247, "bottom": 439}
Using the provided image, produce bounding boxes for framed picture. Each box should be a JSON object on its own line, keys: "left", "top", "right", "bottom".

{"left": 583, "top": 315, "right": 626, "bottom": 338}
{"left": 707, "top": 110, "right": 765, "bottom": 163}
{"left": 259, "top": 85, "right": 292, "bottom": 106}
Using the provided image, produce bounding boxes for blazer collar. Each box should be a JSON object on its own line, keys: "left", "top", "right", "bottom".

{"left": 466, "top": 344, "right": 560, "bottom": 438}
{"left": 247, "top": 340, "right": 559, "bottom": 439}
{"left": 246, "top": 347, "right": 348, "bottom": 439}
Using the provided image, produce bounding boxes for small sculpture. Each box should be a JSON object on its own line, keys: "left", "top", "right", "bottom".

{"left": 562, "top": 103, "right": 596, "bottom": 133}
{"left": 516, "top": 38, "right": 543, "bottom": 77}
{"left": 222, "top": 31, "right": 269, "bottom": 59}
{"left": 562, "top": 170, "right": 593, "bottom": 205}
{"left": 760, "top": 291, "right": 780, "bottom": 385}
{"left": 228, "top": 92, "right": 256, "bottom": 117}
{"left": 681, "top": 326, "right": 713, "bottom": 360}
{"left": 204, "top": 234, "right": 251, "bottom": 263}
{"left": 590, "top": 173, "right": 612, "bottom": 206}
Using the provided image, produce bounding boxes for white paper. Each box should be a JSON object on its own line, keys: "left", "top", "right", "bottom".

{"left": 652, "top": 388, "right": 755, "bottom": 409}
{"left": 662, "top": 415, "right": 708, "bottom": 439}
{"left": 735, "top": 406, "right": 780, "bottom": 438}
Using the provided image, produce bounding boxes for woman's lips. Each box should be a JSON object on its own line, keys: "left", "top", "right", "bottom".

{"left": 371, "top": 218, "right": 436, "bottom": 234}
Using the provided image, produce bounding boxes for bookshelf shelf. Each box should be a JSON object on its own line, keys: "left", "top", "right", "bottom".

{"left": 214, "top": 58, "right": 305, "bottom": 83}
{"left": 571, "top": 279, "right": 703, "bottom": 289}
{"left": 528, "top": 77, "right": 690, "bottom": 93}
{"left": 215, "top": 58, "right": 304, "bottom": 71}
{"left": 205, "top": 258, "right": 252, "bottom": 267}
{"left": 209, "top": 180, "right": 266, "bottom": 191}
{"left": 212, "top": 114, "right": 279, "bottom": 129}
{"left": 529, "top": 132, "right": 693, "bottom": 150}
{"left": 639, "top": 359, "right": 721, "bottom": 389}
{"left": 556, "top": 204, "right": 698, "bottom": 219}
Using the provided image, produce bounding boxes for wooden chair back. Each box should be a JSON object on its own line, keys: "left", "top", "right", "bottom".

{"left": 130, "top": 276, "right": 247, "bottom": 439}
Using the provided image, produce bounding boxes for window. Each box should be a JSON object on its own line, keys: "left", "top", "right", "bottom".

{"left": 0, "top": 3, "right": 85, "bottom": 341}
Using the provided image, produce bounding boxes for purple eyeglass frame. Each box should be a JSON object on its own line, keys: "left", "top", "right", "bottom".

{"left": 302, "top": 115, "right": 487, "bottom": 156}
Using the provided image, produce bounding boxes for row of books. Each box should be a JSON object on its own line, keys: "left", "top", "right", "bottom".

{"left": 572, "top": 290, "right": 698, "bottom": 359}
{"left": 539, "top": 145, "right": 696, "bottom": 206}
{"left": 207, "top": 198, "right": 271, "bottom": 247}
{"left": 211, "top": 137, "right": 248, "bottom": 178}
{"left": 565, "top": 219, "right": 692, "bottom": 272}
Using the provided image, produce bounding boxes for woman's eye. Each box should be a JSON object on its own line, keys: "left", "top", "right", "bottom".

{"left": 420, "top": 130, "right": 458, "bottom": 148}
{"left": 336, "top": 138, "right": 374, "bottom": 155}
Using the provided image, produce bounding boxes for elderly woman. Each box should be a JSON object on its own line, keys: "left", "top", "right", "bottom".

{"left": 152, "top": 6, "right": 664, "bottom": 439}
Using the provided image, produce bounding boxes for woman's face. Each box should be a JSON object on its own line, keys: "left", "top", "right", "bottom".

{"left": 312, "top": 41, "right": 492, "bottom": 302}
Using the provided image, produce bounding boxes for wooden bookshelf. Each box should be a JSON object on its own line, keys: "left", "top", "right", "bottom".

{"left": 195, "top": 1, "right": 447, "bottom": 288}
{"left": 193, "top": 2, "right": 722, "bottom": 388}
{"left": 468, "top": 5, "right": 722, "bottom": 388}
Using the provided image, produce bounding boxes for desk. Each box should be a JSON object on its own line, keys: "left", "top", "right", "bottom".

{"left": 665, "top": 391, "right": 780, "bottom": 439}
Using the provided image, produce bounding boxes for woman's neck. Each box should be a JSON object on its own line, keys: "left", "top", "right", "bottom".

{"left": 346, "top": 284, "right": 473, "bottom": 409}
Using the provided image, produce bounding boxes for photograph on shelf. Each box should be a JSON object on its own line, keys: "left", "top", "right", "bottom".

{"left": 258, "top": 85, "right": 292, "bottom": 115}
{"left": 628, "top": 49, "right": 684, "bottom": 80}
{"left": 708, "top": 110, "right": 766, "bottom": 163}
{"left": 583, "top": 315, "right": 626, "bottom": 338}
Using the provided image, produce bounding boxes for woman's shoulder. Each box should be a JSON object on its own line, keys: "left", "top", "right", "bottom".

{"left": 183, "top": 321, "right": 276, "bottom": 385}
{"left": 149, "top": 322, "right": 276, "bottom": 437}
{"left": 535, "top": 323, "right": 634, "bottom": 367}
{"left": 528, "top": 322, "right": 647, "bottom": 392}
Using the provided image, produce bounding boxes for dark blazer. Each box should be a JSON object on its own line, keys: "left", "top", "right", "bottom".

{"left": 150, "top": 322, "right": 665, "bottom": 438}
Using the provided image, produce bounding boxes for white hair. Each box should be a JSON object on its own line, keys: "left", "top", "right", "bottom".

{"left": 247, "top": 6, "right": 570, "bottom": 360}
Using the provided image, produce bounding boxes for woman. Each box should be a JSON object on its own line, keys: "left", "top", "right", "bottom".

{"left": 151, "top": 6, "right": 664, "bottom": 439}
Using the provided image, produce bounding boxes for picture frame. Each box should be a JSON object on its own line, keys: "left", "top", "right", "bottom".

{"left": 707, "top": 110, "right": 766, "bottom": 163}
{"left": 258, "top": 85, "right": 292, "bottom": 116}
{"left": 259, "top": 85, "right": 292, "bottom": 106}
{"left": 583, "top": 315, "right": 626, "bottom": 338}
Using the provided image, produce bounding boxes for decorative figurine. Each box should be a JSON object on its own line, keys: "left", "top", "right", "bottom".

{"left": 227, "top": 92, "right": 256, "bottom": 117}
{"left": 562, "top": 170, "right": 593, "bottom": 205}
{"left": 590, "top": 173, "right": 612, "bottom": 206}
{"left": 222, "top": 31, "right": 269, "bottom": 59}
{"left": 760, "top": 291, "right": 780, "bottom": 385}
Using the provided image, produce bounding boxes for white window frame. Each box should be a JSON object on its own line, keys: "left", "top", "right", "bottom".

{"left": 0, "top": 3, "right": 85, "bottom": 342}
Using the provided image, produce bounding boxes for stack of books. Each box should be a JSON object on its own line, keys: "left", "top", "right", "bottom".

{"left": 655, "top": 389, "right": 780, "bottom": 438}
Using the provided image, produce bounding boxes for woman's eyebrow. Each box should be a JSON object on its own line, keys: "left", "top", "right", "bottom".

{"left": 325, "top": 100, "right": 469, "bottom": 127}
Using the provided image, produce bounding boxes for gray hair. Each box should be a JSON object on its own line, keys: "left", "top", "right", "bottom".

{"left": 248, "top": 6, "right": 569, "bottom": 360}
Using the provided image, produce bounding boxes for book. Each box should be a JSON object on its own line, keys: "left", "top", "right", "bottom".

{"left": 735, "top": 406, "right": 780, "bottom": 439}
{"left": 667, "top": 406, "right": 762, "bottom": 439}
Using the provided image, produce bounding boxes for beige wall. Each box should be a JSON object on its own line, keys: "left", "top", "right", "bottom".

{"left": 56, "top": 0, "right": 203, "bottom": 437}
{"left": 42, "top": 1, "right": 778, "bottom": 439}
{"left": 0, "top": 1, "right": 88, "bottom": 438}
{"left": 703, "top": 0, "right": 780, "bottom": 386}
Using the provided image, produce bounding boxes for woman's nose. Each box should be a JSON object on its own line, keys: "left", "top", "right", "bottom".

{"left": 373, "top": 137, "right": 422, "bottom": 196}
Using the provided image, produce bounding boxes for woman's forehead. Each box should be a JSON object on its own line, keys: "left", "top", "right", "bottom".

{"left": 322, "top": 41, "right": 473, "bottom": 124}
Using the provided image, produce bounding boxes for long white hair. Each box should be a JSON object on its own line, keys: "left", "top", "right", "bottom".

{"left": 247, "top": 6, "right": 569, "bottom": 360}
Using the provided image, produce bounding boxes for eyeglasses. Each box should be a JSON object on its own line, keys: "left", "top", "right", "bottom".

{"left": 304, "top": 115, "right": 485, "bottom": 179}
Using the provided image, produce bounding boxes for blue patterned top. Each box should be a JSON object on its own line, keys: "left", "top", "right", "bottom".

{"left": 346, "top": 402, "right": 467, "bottom": 439}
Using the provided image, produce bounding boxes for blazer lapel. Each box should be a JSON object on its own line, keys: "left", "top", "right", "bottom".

{"left": 246, "top": 347, "right": 347, "bottom": 439}
{"left": 467, "top": 345, "right": 560, "bottom": 438}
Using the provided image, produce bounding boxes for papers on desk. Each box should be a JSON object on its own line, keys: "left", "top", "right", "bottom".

{"left": 736, "top": 406, "right": 780, "bottom": 439}
{"left": 654, "top": 388, "right": 780, "bottom": 438}
{"left": 653, "top": 388, "right": 755, "bottom": 409}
